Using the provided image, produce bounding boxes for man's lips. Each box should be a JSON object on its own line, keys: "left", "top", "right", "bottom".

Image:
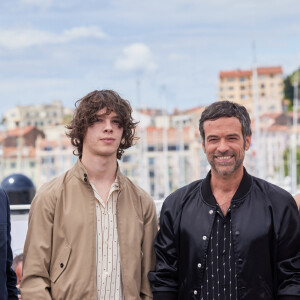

{"left": 100, "top": 138, "right": 115, "bottom": 143}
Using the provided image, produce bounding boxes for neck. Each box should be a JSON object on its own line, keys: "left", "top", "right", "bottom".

{"left": 210, "top": 167, "right": 244, "bottom": 206}
{"left": 81, "top": 154, "right": 118, "bottom": 183}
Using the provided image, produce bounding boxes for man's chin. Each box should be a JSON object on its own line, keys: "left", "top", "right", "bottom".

{"left": 212, "top": 165, "right": 235, "bottom": 176}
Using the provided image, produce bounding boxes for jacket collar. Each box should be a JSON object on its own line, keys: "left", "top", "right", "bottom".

{"left": 73, "top": 159, "right": 126, "bottom": 190}
{"left": 201, "top": 167, "right": 252, "bottom": 206}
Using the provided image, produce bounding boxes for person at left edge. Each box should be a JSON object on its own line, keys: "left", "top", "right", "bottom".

{"left": 0, "top": 187, "right": 18, "bottom": 300}
{"left": 20, "top": 90, "right": 157, "bottom": 300}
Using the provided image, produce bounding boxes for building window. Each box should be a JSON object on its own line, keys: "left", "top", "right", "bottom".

{"left": 149, "top": 170, "right": 155, "bottom": 178}
{"left": 240, "top": 86, "right": 245, "bottom": 90}
{"left": 261, "top": 93, "right": 265, "bottom": 97}
{"left": 10, "top": 162, "right": 16, "bottom": 168}
{"left": 261, "top": 84, "right": 265, "bottom": 89}
{"left": 148, "top": 157, "right": 155, "bottom": 165}
{"left": 30, "top": 161, "right": 36, "bottom": 168}
{"left": 168, "top": 145, "right": 177, "bottom": 151}
{"left": 240, "top": 77, "right": 245, "bottom": 82}
{"left": 228, "top": 77, "right": 234, "bottom": 82}
{"left": 241, "top": 94, "right": 246, "bottom": 99}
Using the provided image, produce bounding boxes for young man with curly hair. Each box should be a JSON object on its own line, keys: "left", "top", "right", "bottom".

{"left": 21, "top": 90, "right": 157, "bottom": 300}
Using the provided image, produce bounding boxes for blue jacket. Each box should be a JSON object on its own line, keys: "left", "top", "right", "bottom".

{"left": 0, "top": 188, "right": 18, "bottom": 300}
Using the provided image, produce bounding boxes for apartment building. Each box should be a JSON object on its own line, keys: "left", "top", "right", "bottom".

{"left": 120, "top": 125, "right": 207, "bottom": 199}
{"left": 1, "top": 102, "right": 297, "bottom": 197}
{"left": 0, "top": 126, "right": 45, "bottom": 184}
{"left": 2, "top": 100, "right": 73, "bottom": 130}
{"left": 218, "top": 66, "right": 284, "bottom": 115}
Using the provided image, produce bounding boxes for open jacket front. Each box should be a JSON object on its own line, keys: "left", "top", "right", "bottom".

{"left": 21, "top": 160, "right": 157, "bottom": 300}
{"left": 149, "top": 169, "right": 300, "bottom": 300}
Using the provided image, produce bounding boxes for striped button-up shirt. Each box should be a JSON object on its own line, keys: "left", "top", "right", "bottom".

{"left": 91, "top": 179, "right": 124, "bottom": 300}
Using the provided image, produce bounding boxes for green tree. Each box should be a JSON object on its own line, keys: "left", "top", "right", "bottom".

{"left": 284, "top": 68, "right": 300, "bottom": 110}
{"left": 283, "top": 146, "right": 300, "bottom": 184}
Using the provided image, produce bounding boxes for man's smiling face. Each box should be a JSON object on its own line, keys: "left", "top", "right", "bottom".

{"left": 202, "top": 117, "right": 251, "bottom": 177}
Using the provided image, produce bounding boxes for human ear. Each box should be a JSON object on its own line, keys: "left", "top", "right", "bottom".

{"left": 245, "top": 136, "right": 251, "bottom": 151}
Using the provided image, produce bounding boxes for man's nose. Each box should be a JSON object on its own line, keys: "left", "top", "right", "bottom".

{"left": 104, "top": 120, "right": 113, "bottom": 132}
{"left": 217, "top": 139, "right": 229, "bottom": 152}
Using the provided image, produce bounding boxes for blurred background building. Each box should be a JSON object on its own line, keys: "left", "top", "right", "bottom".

{"left": 219, "top": 66, "right": 283, "bottom": 115}
{"left": 0, "top": 65, "right": 299, "bottom": 201}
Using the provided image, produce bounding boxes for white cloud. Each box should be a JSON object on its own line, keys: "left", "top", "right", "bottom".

{"left": 0, "top": 26, "right": 106, "bottom": 50}
{"left": 115, "top": 43, "right": 158, "bottom": 73}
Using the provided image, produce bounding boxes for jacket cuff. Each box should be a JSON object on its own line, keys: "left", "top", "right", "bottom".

{"left": 153, "top": 291, "right": 177, "bottom": 300}
{"left": 279, "top": 296, "right": 300, "bottom": 300}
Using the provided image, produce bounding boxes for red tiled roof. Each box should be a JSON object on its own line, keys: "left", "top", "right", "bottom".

{"left": 5, "top": 126, "right": 36, "bottom": 137}
{"left": 136, "top": 126, "right": 199, "bottom": 144}
{"left": 219, "top": 66, "right": 282, "bottom": 78}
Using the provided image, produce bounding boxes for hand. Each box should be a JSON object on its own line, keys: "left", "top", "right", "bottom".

{"left": 17, "top": 284, "right": 22, "bottom": 300}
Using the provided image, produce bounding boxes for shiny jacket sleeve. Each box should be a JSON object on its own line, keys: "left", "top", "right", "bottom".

{"left": 20, "top": 187, "right": 56, "bottom": 300}
{"left": 4, "top": 191, "right": 18, "bottom": 300}
{"left": 276, "top": 194, "right": 300, "bottom": 299}
{"left": 140, "top": 195, "right": 158, "bottom": 300}
{"left": 148, "top": 193, "right": 180, "bottom": 300}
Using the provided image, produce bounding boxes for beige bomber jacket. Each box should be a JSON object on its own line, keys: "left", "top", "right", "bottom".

{"left": 20, "top": 160, "right": 157, "bottom": 300}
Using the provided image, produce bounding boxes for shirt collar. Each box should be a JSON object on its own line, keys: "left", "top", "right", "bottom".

{"left": 75, "top": 159, "right": 120, "bottom": 190}
{"left": 201, "top": 167, "right": 252, "bottom": 206}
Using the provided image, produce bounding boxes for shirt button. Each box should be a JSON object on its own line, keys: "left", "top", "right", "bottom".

{"left": 193, "top": 290, "right": 198, "bottom": 295}
{"left": 209, "top": 210, "right": 213, "bottom": 214}
{"left": 197, "top": 263, "right": 201, "bottom": 268}
{"left": 235, "top": 231, "right": 240, "bottom": 235}
{"left": 60, "top": 263, "right": 64, "bottom": 268}
{"left": 203, "top": 236, "right": 207, "bottom": 240}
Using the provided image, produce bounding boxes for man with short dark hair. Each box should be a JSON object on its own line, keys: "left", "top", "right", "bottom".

{"left": 149, "top": 101, "right": 300, "bottom": 299}
{"left": 0, "top": 188, "right": 18, "bottom": 300}
{"left": 21, "top": 90, "right": 157, "bottom": 300}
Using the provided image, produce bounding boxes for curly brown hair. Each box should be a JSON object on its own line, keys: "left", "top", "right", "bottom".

{"left": 66, "top": 90, "right": 138, "bottom": 160}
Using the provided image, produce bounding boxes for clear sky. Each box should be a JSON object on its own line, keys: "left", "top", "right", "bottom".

{"left": 0, "top": 0, "right": 299, "bottom": 119}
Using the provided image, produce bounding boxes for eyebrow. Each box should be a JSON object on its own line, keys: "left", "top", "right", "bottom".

{"left": 206, "top": 135, "right": 219, "bottom": 139}
{"left": 206, "top": 133, "right": 240, "bottom": 139}
{"left": 226, "top": 133, "right": 240, "bottom": 138}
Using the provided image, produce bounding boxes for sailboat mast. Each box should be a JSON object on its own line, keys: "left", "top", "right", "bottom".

{"left": 252, "top": 42, "right": 262, "bottom": 177}
{"left": 291, "top": 70, "right": 299, "bottom": 193}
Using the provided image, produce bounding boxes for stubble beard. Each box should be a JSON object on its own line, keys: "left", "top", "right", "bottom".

{"left": 209, "top": 150, "right": 245, "bottom": 177}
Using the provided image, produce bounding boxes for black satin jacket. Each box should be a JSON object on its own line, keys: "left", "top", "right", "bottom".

{"left": 148, "top": 170, "right": 300, "bottom": 300}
